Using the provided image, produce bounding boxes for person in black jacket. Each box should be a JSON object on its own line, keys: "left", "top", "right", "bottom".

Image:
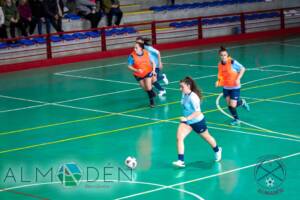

{"left": 43, "top": 0, "right": 64, "bottom": 34}
{"left": 28, "top": 0, "right": 45, "bottom": 35}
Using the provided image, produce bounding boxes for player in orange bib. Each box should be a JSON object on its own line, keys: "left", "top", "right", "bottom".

{"left": 128, "top": 42, "right": 157, "bottom": 107}
{"left": 215, "top": 46, "right": 250, "bottom": 126}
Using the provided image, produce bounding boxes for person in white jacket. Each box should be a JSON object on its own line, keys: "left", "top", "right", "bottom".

{"left": 0, "top": 6, "right": 8, "bottom": 39}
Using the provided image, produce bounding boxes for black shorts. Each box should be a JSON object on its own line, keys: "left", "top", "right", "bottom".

{"left": 182, "top": 118, "right": 207, "bottom": 134}
{"left": 134, "top": 72, "right": 153, "bottom": 81}
{"left": 223, "top": 88, "right": 240, "bottom": 101}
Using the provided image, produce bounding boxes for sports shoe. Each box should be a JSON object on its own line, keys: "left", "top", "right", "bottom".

{"left": 172, "top": 160, "right": 185, "bottom": 168}
{"left": 162, "top": 74, "right": 169, "bottom": 85}
{"left": 158, "top": 90, "right": 166, "bottom": 97}
{"left": 241, "top": 99, "right": 250, "bottom": 111}
{"left": 230, "top": 119, "right": 240, "bottom": 126}
{"left": 215, "top": 147, "right": 222, "bottom": 162}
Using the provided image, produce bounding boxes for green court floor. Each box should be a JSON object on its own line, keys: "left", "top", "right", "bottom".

{"left": 0, "top": 36, "right": 299, "bottom": 200}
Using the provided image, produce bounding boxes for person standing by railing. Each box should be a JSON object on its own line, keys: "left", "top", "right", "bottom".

{"left": 17, "top": 0, "right": 33, "bottom": 36}
{"left": 0, "top": 5, "right": 8, "bottom": 39}
{"left": 29, "top": 0, "right": 45, "bottom": 35}
{"left": 43, "top": 0, "right": 64, "bottom": 34}
{"left": 3, "top": 0, "right": 22, "bottom": 39}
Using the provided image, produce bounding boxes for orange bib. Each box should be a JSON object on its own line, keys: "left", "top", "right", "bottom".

{"left": 131, "top": 50, "right": 153, "bottom": 78}
{"left": 217, "top": 58, "right": 239, "bottom": 87}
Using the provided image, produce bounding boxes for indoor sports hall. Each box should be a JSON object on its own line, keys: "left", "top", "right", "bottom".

{"left": 0, "top": 0, "right": 299, "bottom": 199}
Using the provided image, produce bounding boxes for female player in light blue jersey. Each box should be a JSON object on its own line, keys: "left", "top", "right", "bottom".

{"left": 173, "top": 77, "right": 222, "bottom": 168}
{"left": 136, "top": 37, "right": 169, "bottom": 97}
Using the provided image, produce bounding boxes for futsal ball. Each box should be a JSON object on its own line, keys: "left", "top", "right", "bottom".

{"left": 125, "top": 156, "right": 137, "bottom": 169}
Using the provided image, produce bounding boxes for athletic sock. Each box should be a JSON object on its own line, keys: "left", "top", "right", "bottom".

{"left": 153, "top": 81, "right": 164, "bottom": 91}
{"left": 228, "top": 106, "right": 239, "bottom": 120}
{"left": 178, "top": 154, "right": 184, "bottom": 162}
{"left": 213, "top": 145, "right": 219, "bottom": 152}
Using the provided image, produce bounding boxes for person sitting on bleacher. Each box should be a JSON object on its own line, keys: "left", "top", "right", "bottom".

{"left": 102, "top": 0, "right": 123, "bottom": 26}
{"left": 17, "top": 0, "right": 33, "bottom": 36}
{"left": 43, "top": 0, "right": 64, "bottom": 34}
{"left": 66, "top": 0, "right": 76, "bottom": 14}
{"left": 76, "top": 0, "right": 102, "bottom": 29}
{"left": 167, "top": 0, "right": 175, "bottom": 6}
{"left": 3, "top": 0, "right": 23, "bottom": 39}
{"left": 0, "top": 5, "right": 8, "bottom": 39}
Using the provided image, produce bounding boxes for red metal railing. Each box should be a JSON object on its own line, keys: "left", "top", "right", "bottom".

{"left": 0, "top": 6, "right": 299, "bottom": 65}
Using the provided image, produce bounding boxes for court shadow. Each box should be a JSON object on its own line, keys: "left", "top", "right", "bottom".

{"left": 187, "top": 160, "right": 216, "bottom": 169}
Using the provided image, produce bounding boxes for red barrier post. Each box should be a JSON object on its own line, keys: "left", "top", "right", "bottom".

{"left": 46, "top": 34, "right": 52, "bottom": 59}
{"left": 151, "top": 21, "right": 157, "bottom": 45}
{"left": 240, "top": 13, "right": 246, "bottom": 34}
{"left": 101, "top": 27, "right": 107, "bottom": 51}
{"left": 198, "top": 17, "right": 203, "bottom": 39}
{"left": 280, "top": 9, "right": 285, "bottom": 30}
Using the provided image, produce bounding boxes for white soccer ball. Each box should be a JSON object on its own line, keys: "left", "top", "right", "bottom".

{"left": 125, "top": 156, "right": 137, "bottom": 169}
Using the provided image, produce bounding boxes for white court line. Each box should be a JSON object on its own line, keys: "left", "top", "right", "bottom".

{"left": 46, "top": 102, "right": 300, "bottom": 143}
{"left": 1, "top": 89, "right": 299, "bottom": 143}
{"left": 56, "top": 88, "right": 141, "bottom": 104}
{"left": 284, "top": 38, "right": 300, "bottom": 42}
{"left": 0, "top": 180, "right": 204, "bottom": 200}
{"left": 165, "top": 87, "right": 300, "bottom": 107}
{"left": 55, "top": 73, "right": 138, "bottom": 85}
{"left": 0, "top": 95, "right": 45, "bottom": 104}
{"left": 0, "top": 104, "right": 50, "bottom": 113}
{"left": 260, "top": 64, "right": 300, "bottom": 70}
{"left": 0, "top": 73, "right": 215, "bottom": 113}
{"left": 279, "top": 43, "right": 300, "bottom": 48}
{"left": 56, "top": 42, "right": 278, "bottom": 75}
{"left": 168, "top": 74, "right": 217, "bottom": 84}
{"left": 164, "top": 62, "right": 218, "bottom": 69}
{"left": 56, "top": 62, "right": 126, "bottom": 74}
{"left": 115, "top": 151, "right": 300, "bottom": 200}
{"left": 215, "top": 70, "right": 300, "bottom": 139}
{"left": 0, "top": 108, "right": 299, "bottom": 199}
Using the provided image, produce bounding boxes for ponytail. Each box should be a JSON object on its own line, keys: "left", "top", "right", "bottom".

{"left": 180, "top": 76, "right": 203, "bottom": 101}
{"left": 135, "top": 36, "right": 151, "bottom": 46}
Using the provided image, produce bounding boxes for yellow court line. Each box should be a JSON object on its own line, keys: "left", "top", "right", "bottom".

{"left": 287, "top": 80, "right": 300, "bottom": 84}
{"left": 0, "top": 81, "right": 295, "bottom": 137}
{"left": 1, "top": 92, "right": 300, "bottom": 155}
{"left": 0, "top": 118, "right": 176, "bottom": 155}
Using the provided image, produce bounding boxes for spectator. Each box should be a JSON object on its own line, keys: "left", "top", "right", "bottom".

{"left": 28, "top": 0, "right": 45, "bottom": 35}
{"left": 167, "top": 0, "right": 175, "bottom": 6}
{"left": 43, "top": 0, "right": 64, "bottom": 34}
{"left": 3, "top": 0, "right": 22, "bottom": 39}
{"left": 76, "top": 0, "right": 102, "bottom": 29}
{"left": 18, "top": 0, "right": 32, "bottom": 36}
{"left": 102, "top": 0, "right": 122, "bottom": 26}
{"left": 66, "top": 0, "right": 76, "bottom": 14}
{"left": 0, "top": 5, "right": 8, "bottom": 39}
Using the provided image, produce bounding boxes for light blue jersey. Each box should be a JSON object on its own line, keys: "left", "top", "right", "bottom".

{"left": 145, "top": 45, "right": 160, "bottom": 68}
{"left": 223, "top": 59, "right": 244, "bottom": 90}
{"left": 181, "top": 92, "right": 204, "bottom": 125}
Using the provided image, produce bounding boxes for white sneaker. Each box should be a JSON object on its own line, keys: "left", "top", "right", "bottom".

{"left": 162, "top": 74, "right": 169, "bottom": 85}
{"left": 158, "top": 90, "right": 166, "bottom": 96}
{"left": 172, "top": 160, "right": 185, "bottom": 168}
{"left": 215, "top": 147, "right": 222, "bottom": 162}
